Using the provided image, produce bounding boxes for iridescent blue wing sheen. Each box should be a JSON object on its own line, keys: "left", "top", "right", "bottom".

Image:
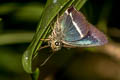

{"left": 62, "top": 24, "right": 108, "bottom": 47}
{"left": 59, "top": 7, "right": 89, "bottom": 42}
{"left": 59, "top": 6, "right": 107, "bottom": 47}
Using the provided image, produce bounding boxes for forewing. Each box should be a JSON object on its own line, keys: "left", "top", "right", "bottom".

{"left": 62, "top": 24, "right": 108, "bottom": 47}
{"left": 59, "top": 7, "right": 89, "bottom": 42}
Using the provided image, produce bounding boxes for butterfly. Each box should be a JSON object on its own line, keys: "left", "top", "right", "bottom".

{"left": 38, "top": 6, "right": 108, "bottom": 66}
{"left": 42, "top": 6, "right": 108, "bottom": 52}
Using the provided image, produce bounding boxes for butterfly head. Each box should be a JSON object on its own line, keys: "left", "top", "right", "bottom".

{"left": 49, "top": 39, "right": 62, "bottom": 51}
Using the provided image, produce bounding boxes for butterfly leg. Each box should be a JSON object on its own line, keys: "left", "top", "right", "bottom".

{"left": 40, "top": 39, "right": 50, "bottom": 41}
{"left": 36, "top": 37, "right": 54, "bottom": 66}
{"left": 38, "top": 38, "right": 51, "bottom": 51}
{"left": 36, "top": 45, "right": 50, "bottom": 53}
{"left": 33, "top": 45, "right": 50, "bottom": 58}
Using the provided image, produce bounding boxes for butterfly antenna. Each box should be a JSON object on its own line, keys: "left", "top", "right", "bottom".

{"left": 33, "top": 45, "right": 50, "bottom": 60}
{"left": 40, "top": 52, "right": 55, "bottom": 67}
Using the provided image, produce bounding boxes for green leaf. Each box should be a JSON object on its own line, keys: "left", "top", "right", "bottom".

{"left": 22, "top": 0, "right": 88, "bottom": 73}
{"left": 74, "top": 0, "right": 88, "bottom": 10}
{"left": 22, "top": 0, "right": 72, "bottom": 73}
{"left": 31, "top": 68, "right": 40, "bottom": 80}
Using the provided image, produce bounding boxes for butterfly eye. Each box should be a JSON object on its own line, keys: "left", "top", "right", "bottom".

{"left": 55, "top": 41, "right": 61, "bottom": 46}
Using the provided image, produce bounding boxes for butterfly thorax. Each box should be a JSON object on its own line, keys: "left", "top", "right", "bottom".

{"left": 48, "top": 22, "right": 63, "bottom": 51}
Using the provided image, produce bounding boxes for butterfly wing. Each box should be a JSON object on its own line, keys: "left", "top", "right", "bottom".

{"left": 59, "top": 7, "right": 108, "bottom": 47}
{"left": 59, "top": 7, "right": 89, "bottom": 42}
{"left": 62, "top": 24, "right": 108, "bottom": 47}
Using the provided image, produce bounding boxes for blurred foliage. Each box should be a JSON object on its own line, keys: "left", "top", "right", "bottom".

{"left": 0, "top": 0, "right": 120, "bottom": 80}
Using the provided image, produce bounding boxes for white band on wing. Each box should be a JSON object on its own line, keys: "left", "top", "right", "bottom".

{"left": 69, "top": 13, "right": 84, "bottom": 38}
